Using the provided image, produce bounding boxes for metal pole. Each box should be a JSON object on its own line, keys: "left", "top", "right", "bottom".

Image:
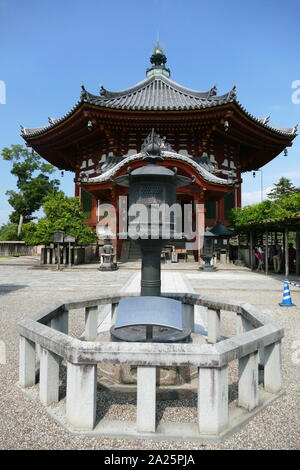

{"left": 296, "top": 231, "right": 299, "bottom": 276}
{"left": 68, "top": 242, "right": 72, "bottom": 268}
{"left": 253, "top": 170, "right": 263, "bottom": 202}
{"left": 57, "top": 242, "right": 60, "bottom": 271}
{"left": 146, "top": 326, "right": 153, "bottom": 341}
{"left": 250, "top": 231, "right": 254, "bottom": 270}
{"left": 265, "top": 230, "right": 268, "bottom": 275}
{"left": 140, "top": 240, "right": 163, "bottom": 297}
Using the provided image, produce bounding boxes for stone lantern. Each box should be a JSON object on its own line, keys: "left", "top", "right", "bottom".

{"left": 111, "top": 130, "right": 193, "bottom": 343}
{"left": 114, "top": 129, "right": 193, "bottom": 297}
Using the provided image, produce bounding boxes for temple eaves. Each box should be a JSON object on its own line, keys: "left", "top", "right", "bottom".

{"left": 20, "top": 44, "right": 298, "bottom": 140}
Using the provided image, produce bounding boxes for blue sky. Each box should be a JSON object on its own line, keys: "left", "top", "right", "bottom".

{"left": 0, "top": 0, "right": 299, "bottom": 225}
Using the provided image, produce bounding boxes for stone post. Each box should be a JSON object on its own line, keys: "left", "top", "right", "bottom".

{"left": 66, "top": 362, "right": 97, "bottom": 430}
{"left": 264, "top": 341, "right": 282, "bottom": 394}
{"left": 237, "top": 314, "right": 264, "bottom": 379}
{"left": 207, "top": 309, "right": 221, "bottom": 343}
{"left": 39, "top": 347, "right": 60, "bottom": 405}
{"left": 35, "top": 344, "right": 41, "bottom": 365}
{"left": 85, "top": 306, "right": 99, "bottom": 341}
{"left": 63, "top": 246, "right": 67, "bottom": 265}
{"left": 198, "top": 365, "right": 229, "bottom": 435}
{"left": 238, "top": 351, "right": 259, "bottom": 411}
{"left": 137, "top": 366, "right": 156, "bottom": 433}
{"left": 74, "top": 249, "right": 78, "bottom": 265}
{"left": 182, "top": 303, "right": 194, "bottom": 332}
{"left": 19, "top": 336, "right": 36, "bottom": 388}
{"left": 111, "top": 303, "right": 118, "bottom": 323}
{"left": 46, "top": 248, "right": 51, "bottom": 264}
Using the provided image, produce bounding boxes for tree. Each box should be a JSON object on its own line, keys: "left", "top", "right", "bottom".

{"left": 1, "top": 145, "right": 60, "bottom": 235}
{"left": 0, "top": 222, "right": 38, "bottom": 241}
{"left": 267, "top": 177, "right": 298, "bottom": 201}
{"left": 230, "top": 192, "right": 300, "bottom": 226}
{"left": 24, "top": 192, "right": 97, "bottom": 245}
{"left": 0, "top": 224, "right": 18, "bottom": 241}
{"left": 230, "top": 199, "right": 274, "bottom": 226}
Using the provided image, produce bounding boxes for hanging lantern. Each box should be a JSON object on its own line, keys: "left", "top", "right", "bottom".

{"left": 224, "top": 120, "right": 229, "bottom": 132}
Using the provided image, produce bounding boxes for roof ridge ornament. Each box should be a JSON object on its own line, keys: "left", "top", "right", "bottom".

{"left": 100, "top": 85, "right": 108, "bottom": 97}
{"left": 208, "top": 85, "right": 217, "bottom": 98}
{"left": 80, "top": 84, "right": 89, "bottom": 102}
{"left": 141, "top": 129, "right": 172, "bottom": 161}
{"left": 146, "top": 41, "right": 171, "bottom": 78}
{"left": 229, "top": 85, "right": 237, "bottom": 100}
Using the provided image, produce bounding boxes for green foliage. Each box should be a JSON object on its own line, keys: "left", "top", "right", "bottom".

{"left": 24, "top": 192, "right": 97, "bottom": 245}
{"left": 231, "top": 192, "right": 300, "bottom": 226}
{"left": 0, "top": 222, "right": 41, "bottom": 241}
{"left": 1, "top": 145, "right": 60, "bottom": 223}
{"left": 0, "top": 224, "right": 18, "bottom": 241}
{"left": 267, "top": 177, "right": 298, "bottom": 201}
{"left": 230, "top": 200, "right": 273, "bottom": 226}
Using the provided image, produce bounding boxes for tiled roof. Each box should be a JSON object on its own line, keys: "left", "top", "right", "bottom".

{"left": 21, "top": 74, "right": 298, "bottom": 138}
{"left": 88, "top": 75, "right": 235, "bottom": 111}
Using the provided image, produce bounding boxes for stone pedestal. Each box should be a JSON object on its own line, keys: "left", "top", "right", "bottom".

{"left": 98, "top": 253, "right": 118, "bottom": 271}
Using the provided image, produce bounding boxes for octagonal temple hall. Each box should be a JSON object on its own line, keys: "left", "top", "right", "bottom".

{"left": 21, "top": 43, "right": 297, "bottom": 259}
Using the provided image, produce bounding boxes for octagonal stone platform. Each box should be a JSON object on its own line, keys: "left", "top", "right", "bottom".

{"left": 17, "top": 291, "right": 284, "bottom": 441}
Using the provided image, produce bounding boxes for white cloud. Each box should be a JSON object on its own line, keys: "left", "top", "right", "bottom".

{"left": 242, "top": 186, "right": 273, "bottom": 206}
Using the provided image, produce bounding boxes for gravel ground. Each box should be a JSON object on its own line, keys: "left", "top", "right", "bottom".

{"left": 0, "top": 265, "right": 299, "bottom": 450}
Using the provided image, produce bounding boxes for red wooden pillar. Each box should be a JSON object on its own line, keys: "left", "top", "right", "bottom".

{"left": 218, "top": 198, "right": 225, "bottom": 224}
{"left": 195, "top": 196, "right": 206, "bottom": 264}
{"left": 109, "top": 192, "right": 118, "bottom": 260}
{"left": 235, "top": 168, "right": 242, "bottom": 208}
{"left": 74, "top": 178, "right": 80, "bottom": 197}
{"left": 91, "top": 197, "right": 98, "bottom": 228}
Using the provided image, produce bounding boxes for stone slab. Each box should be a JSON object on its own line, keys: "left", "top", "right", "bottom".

{"left": 115, "top": 296, "right": 183, "bottom": 331}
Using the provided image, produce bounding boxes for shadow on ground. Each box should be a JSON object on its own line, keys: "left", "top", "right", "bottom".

{"left": 0, "top": 284, "right": 28, "bottom": 295}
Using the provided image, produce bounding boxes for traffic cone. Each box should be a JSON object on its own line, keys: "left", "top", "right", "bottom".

{"left": 279, "top": 279, "right": 295, "bottom": 307}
